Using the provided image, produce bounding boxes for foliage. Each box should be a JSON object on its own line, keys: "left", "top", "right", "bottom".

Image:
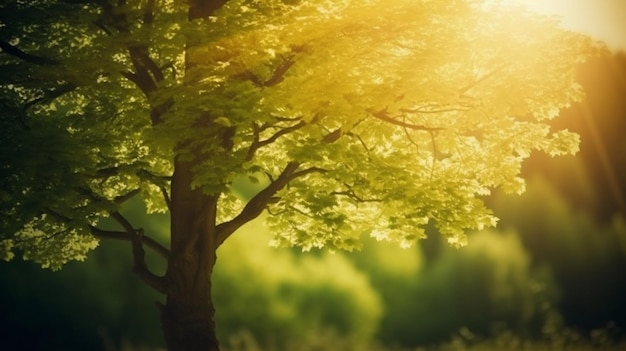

{"left": 213, "top": 216, "right": 382, "bottom": 348}
{"left": 416, "top": 231, "right": 558, "bottom": 339}
{"left": 348, "top": 229, "right": 561, "bottom": 346}
{"left": 0, "top": 0, "right": 600, "bottom": 269}
{"left": 491, "top": 176, "right": 626, "bottom": 331}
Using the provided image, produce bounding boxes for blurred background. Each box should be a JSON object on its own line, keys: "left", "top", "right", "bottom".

{"left": 1, "top": 41, "right": 625, "bottom": 351}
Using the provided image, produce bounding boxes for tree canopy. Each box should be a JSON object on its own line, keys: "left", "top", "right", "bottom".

{"left": 1, "top": 0, "right": 599, "bottom": 270}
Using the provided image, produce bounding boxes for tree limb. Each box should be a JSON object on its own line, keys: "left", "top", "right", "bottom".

{"left": 142, "top": 0, "right": 156, "bottom": 25}
{"left": 400, "top": 106, "right": 469, "bottom": 114}
{"left": 113, "top": 188, "right": 141, "bottom": 204}
{"left": 286, "top": 166, "right": 328, "bottom": 182}
{"left": 188, "top": 0, "right": 228, "bottom": 20}
{"left": 234, "top": 54, "right": 297, "bottom": 88}
{"left": 128, "top": 45, "right": 164, "bottom": 83}
{"left": 89, "top": 226, "right": 170, "bottom": 259}
{"left": 123, "top": 50, "right": 158, "bottom": 97}
{"left": 247, "top": 120, "right": 306, "bottom": 160}
{"left": 22, "top": 82, "right": 78, "bottom": 112}
{"left": 99, "top": 0, "right": 168, "bottom": 124}
{"left": 130, "top": 228, "right": 169, "bottom": 294}
{"left": 160, "top": 186, "right": 172, "bottom": 212}
{"left": 264, "top": 55, "right": 296, "bottom": 87}
{"left": 331, "top": 183, "right": 382, "bottom": 203}
{"left": 345, "top": 132, "right": 371, "bottom": 154}
{"left": 320, "top": 116, "right": 365, "bottom": 144}
{"left": 46, "top": 206, "right": 170, "bottom": 266}
{"left": 110, "top": 211, "right": 137, "bottom": 234}
{"left": 0, "top": 41, "right": 59, "bottom": 65}
{"left": 215, "top": 161, "right": 301, "bottom": 245}
{"left": 121, "top": 70, "right": 146, "bottom": 89}
{"left": 107, "top": 211, "right": 169, "bottom": 293}
{"left": 258, "top": 120, "right": 306, "bottom": 147}
{"left": 272, "top": 115, "right": 303, "bottom": 122}
{"left": 370, "top": 109, "right": 444, "bottom": 132}
{"left": 323, "top": 128, "right": 342, "bottom": 143}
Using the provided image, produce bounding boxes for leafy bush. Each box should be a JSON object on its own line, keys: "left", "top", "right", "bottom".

{"left": 348, "top": 230, "right": 561, "bottom": 347}
{"left": 213, "top": 217, "right": 382, "bottom": 349}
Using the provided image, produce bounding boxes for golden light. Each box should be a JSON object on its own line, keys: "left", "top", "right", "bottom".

{"left": 496, "top": 0, "right": 626, "bottom": 216}
{"left": 500, "top": 0, "right": 626, "bottom": 52}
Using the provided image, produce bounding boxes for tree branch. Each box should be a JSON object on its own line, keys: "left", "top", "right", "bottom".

{"left": 258, "top": 120, "right": 306, "bottom": 147}
{"left": 0, "top": 41, "right": 58, "bottom": 65}
{"left": 128, "top": 45, "right": 164, "bottom": 83}
{"left": 113, "top": 188, "right": 141, "bottom": 204}
{"left": 98, "top": 1, "right": 129, "bottom": 33}
{"left": 272, "top": 115, "right": 303, "bottom": 122}
{"left": 345, "top": 132, "right": 371, "bottom": 154}
{"left": 131, "top": 229, "right": 168, "bottom": 294}
{"left": 264, "top": 55, "right": 296, "bottom": 87}
{"left": 107, "top": 211, "right": 169, "bottom": 293}
{"left": 400, "top": 106, "right": 469, "bottom": 114}
{"left": 137, "top": 85, "right": 170, "bottom": 125}
{"left": 234, "top": 54, "right": 297, "bottom": 88}
{"left": 160, "top": 186, "right": 172, "bottom": 212}
{"left": 123, "top": 47, "right": 159, "bottom": 97}
{"left": 99, "top": 0, "right": 168, "bottom": 125}
{"left": 323, "top": 128, "right": 342, "bottom": 143}
{"left": 23, "top": 82, "right": 78, "bottom": 111}
{"left": 215, "top": 161, "right": 301, "bottom": 245}
{"left": 89, "top": 226, "right": 170, "bottom": 259}
{"left": 142, "top": 0, "right": 156, "bottom": 25}
{"left": 370, "top": 109, "right": 443, "bottom": 132}
{"left": 46, "top": 206, "right": 170, "bottom": 271}
{"left": 331, "top": 183, "right": 382, "bottom": 203}
{"left": 121, "top": 70, "right": 145, "bottom": 89}
{"left": 286, "top": 166, "right": 328, "bottom": 182}
{"left": 110, "top": 211, "right": 136, "bottom": 233}
{"left": 188, "top": 0, "right": 228, "bottom": 20}
{"left": 130, "top": 228, "right": 169, "bottom": 294}
{"left": 247, "top": 120, "right": 306, "bottom": 160}
{"left": 321, "top": 117, "right": 367, "bottom": 145}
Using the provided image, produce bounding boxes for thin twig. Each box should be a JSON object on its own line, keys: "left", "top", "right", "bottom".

{"left": 370, "top": 109, "right": 443, "bottom": 132}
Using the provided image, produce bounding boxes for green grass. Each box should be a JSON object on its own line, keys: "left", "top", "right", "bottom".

{"left": 116, "top": 328, "right": 626, "bottom": 351}
{"left": 219, "top": 328, "right": 626, "bottom": 351}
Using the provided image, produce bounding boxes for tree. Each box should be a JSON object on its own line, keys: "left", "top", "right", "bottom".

{"left": 0, "top": 0, "right": 600, "bottom": 350}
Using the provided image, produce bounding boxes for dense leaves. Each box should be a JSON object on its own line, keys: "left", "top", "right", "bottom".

{"left": 1, "top": 0, "right": 599, "bottom": 267}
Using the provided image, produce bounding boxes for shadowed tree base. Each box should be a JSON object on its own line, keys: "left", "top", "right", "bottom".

{"left": 161, "top": 300, "right": 219, "bottom": 351}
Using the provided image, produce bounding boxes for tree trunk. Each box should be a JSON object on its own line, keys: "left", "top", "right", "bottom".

{"left": 161, "top": 159, "right": 220, "bottom": 351}
{"left": 159, "top": 2, "right": 232, "bottom": 350}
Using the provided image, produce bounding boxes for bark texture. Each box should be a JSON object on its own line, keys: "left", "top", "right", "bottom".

{"left": 162, "top": 160, "right": 220, "bottom": 351}
{"left": 158, "top": 2, "right": 231, "bottom": 350}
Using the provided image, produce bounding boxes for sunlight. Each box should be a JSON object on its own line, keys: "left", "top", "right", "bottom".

{"left": 496, "top": 0, "right": 626, "bottom": 51}
{"left": 493, "top": 1, "right": 625, "bottom": 216}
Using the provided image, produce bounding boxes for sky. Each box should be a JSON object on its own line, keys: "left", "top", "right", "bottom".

{"left": 510, "top": 0, "right": 626, "bottom": 52}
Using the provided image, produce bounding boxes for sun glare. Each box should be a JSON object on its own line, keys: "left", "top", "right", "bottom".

{"left": 494, "top": 1, "right": 626, "bottom": 216}
{"left": 498, "top": 0, "right": 626, "bottom": 51}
